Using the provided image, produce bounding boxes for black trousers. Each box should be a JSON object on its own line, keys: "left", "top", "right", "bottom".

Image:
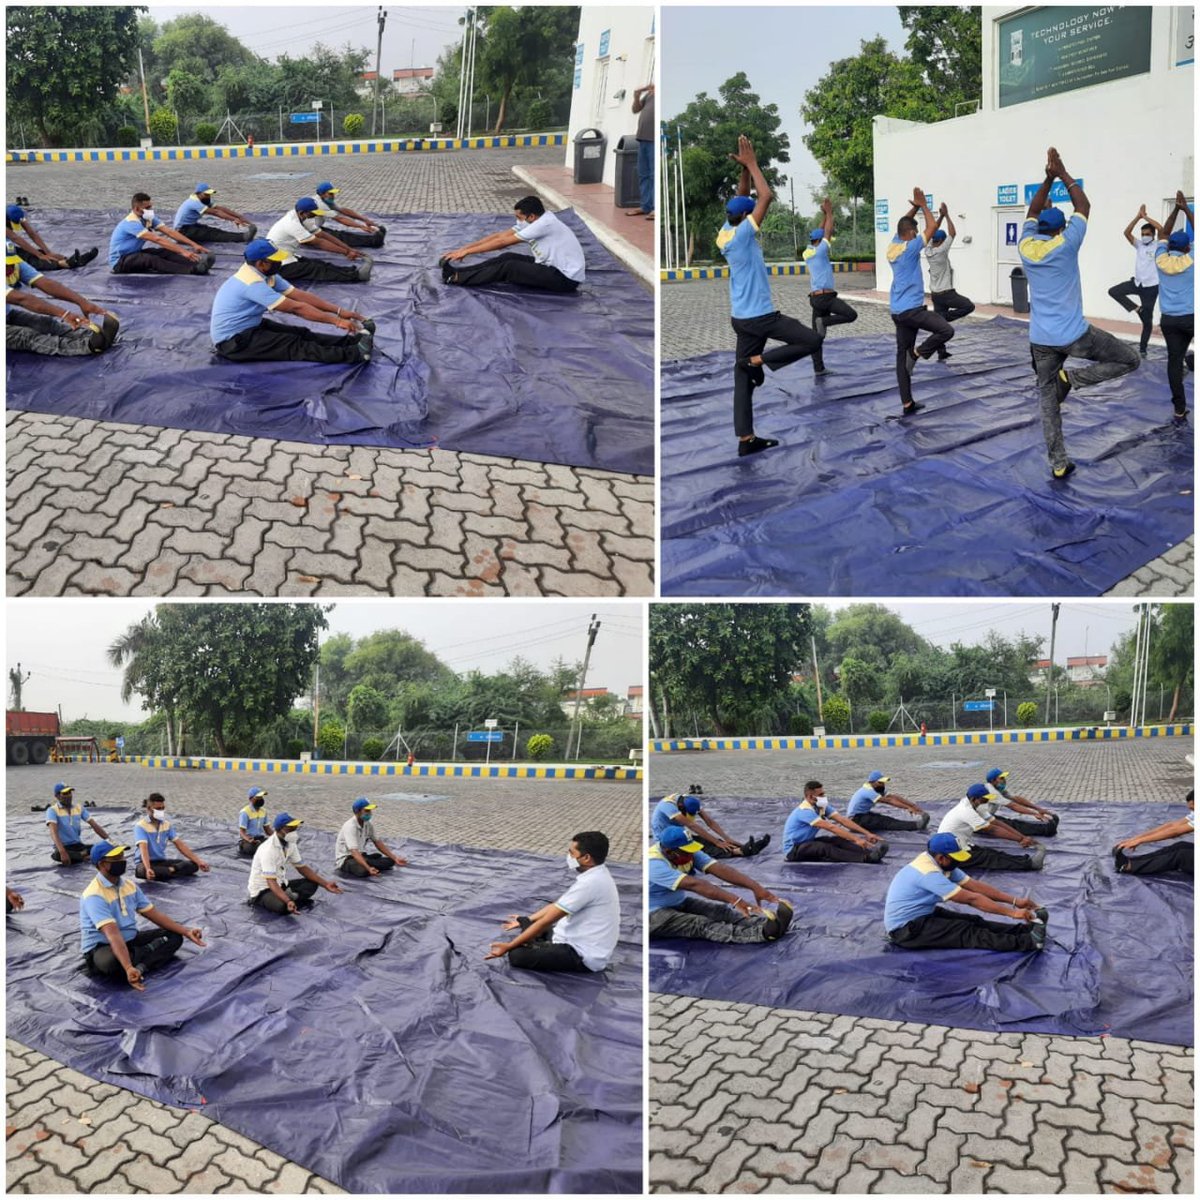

{"left": 809, "top": 292, "right": 858, "bottom": 370}
{"left": 507, "top": 915, "right": 590, "bottom": 973}
{"left": 959, "top": 843, "right": 1038, "bottom": 871}
{"left": 279, "top": 257, "right": 362, "bottom": 284}
{"left": 251, "top": 877, "right": 320, "bottom": 913}
{"left": 237, "top": 836, "right": 265, "bottom": 858}
{"left": 16, "top": 246, "right": 67, "bottom": 271}
{"left": 854, "top": 810, "right": 923, "bottom": 832}
{"left": 730, "top": 310, "right": 822, "bottom": 437}
{"left": 931, "top": 288, "right": 976, "bottom": 337}
{"left": 786, "top": 836, "right": 871, "bottom": 863}
{"left": 449, "top": 253, "right": 579, "bottom": 293}
{"left": 331, "top": 226, "right": 386, "bottom": 248}
{"left": 113, "top": 247, "right": 196, "bottom": 275}
{"left": 176, "top": 221, "right": 247, "bottom": 243}
{"left": 51, "top": 842, "right": 90, "bottom": 864}
{"left": 1000, "top": 814, "right": 1059, "bottom": 838}
{"left": 87, "top": 928, "right": 184, "bottom": 977}
{"left": 888, "top": 907, "right": 1036, "bottom": 952}
{"left": 1120, "top": 842, "right": 1193, "bottom": 876}
{"left": 1107, "top": 279, "right": 1158, "bottom": 352}
{"left": 215, "top": 318, "right": 364, "bottom": 365}
{"left": 135, "top": 858, "right": 199, "bottom": 880}
{"left": 892, "top": 306, "right": 954, "bottom": 406}
{"left": 337, "top": 852, "right": 395, "bottom": 877}
{"left": 1161, "top": 313, "right": 1194, "bottom": 410}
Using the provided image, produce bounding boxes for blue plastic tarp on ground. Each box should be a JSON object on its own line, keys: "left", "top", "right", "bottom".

{"left": 649, "top": 796, "right": 1193, "bottom": 1046}
{"left": 6, "top": 811, "right": 643, "bottom": 1193}
{"left": 6, "top": 209, "right": 653, "bottom": 476}
{"left": 661, "top": 317, "right": 1193, "bottom": 595}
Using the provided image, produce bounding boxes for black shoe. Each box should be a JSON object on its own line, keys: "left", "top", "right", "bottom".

{"left": 1139, "top": 348, "right": 1148, "bottom": 358}
{"left": 356, "top": 332, "right": 373, "bottom": 361}
{"left": 900, "top": 401, "right": 924, "bottom": 417}
{"left": 688, "top": 783, "right": 703, "bottom": 795}
{"left": 1030, "top": 923, "right": 1047, "bottom": 952}
{"left": 919, "top": 812, "right": 930, "bottom": 829}
{"left": 355, "top": 256, "right": 373, "bottom": 282}
{"left": 192, "top": 258, "right": 211, "bottom": 275}
{"left": 361, "top": 318, "right": 376, "bottom": 335}
{"left": 763, "top": 899, "right": 793, "bottom": 941}
{"left": 738, "top": 436, "right": 779, "bottom": 457}
{"left": 96, "top": 312, "right": 119, "bottom": 348}
{"left": 1033, "top": 906, "right": 1049, "bottom": 924}
{"left": 245, "top": 223, "right": 258, "bottom": 242}
{"left": 87, "top": 323, "right": 108, "bottom": 353}
{"left": 66, "top": 250, "right": 81, "bottom": 268}
{"left": 1054, "top": 368, "right": 1072, "bottom": 403}
{"left": 1051, "top": 461, "right": 1076, "bottom": 481}
{"left": 80, "top": 247, "right": 99, "bottom": 266}
{"left": 936, "top": 350, "right": 951, "bottom": 360}
{"left": 813, "top": 366, "right": 834, "bottom": 377}
{"left": 736, "top": 357, "right": 765, "bottom": 388}
{"left": 1172, "top": 407, "right": 1188, "bottom": 425}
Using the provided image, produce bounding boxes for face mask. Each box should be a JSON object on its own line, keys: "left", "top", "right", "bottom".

{"left": 672, "top": 853, "right": 694, "bottom": 869}
{"left": 285, "top": 832, "right": 298, "bottom": 847}
{"left": 262, "top": 261, "right": 281, "bottom": 277}
{"left": 1140, "top": 236, "right": 1154, "bottom": 245}
{"left": 565, "top": 853, "right": 580, "bottom": 873}
{"left": 141, "top": 208, "right": 155, "bottom": 223}
{"left": 252, "top": 798, "right": 264, "bottom": 808}
{"left": 301, "top": 216, "right": 319, "bottom": 232}
{"left": 107, "top": 861, "right": 127, "bottom": 878}
{"left": 152, "top": 808, "right": 167, "bottom": 822}
{"left": 60, "top": 796, "right": 73, "bottom": 809}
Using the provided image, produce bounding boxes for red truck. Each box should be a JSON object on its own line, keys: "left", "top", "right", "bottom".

{"left": 6, "top": 710, "right": 60, "bottom": 766}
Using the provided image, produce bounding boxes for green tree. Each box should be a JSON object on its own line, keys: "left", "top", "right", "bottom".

{"left": 317, "top": 717, "right": 346, "bottom": 759}
{"left": 822, "top": 695, "right": 852, "bottom": 734}
{"left": 107, "top": 613, "right": 183, "bottom": 755}
{"left": 474, "top": 6, "right": 578, "bottom": 132}
{"left": 826, "top": 604, "right": 929, "bottom": 672}
{"left": 347, "top": 683, "right": 390, "bottom": 731}
{"left": 153, "top": 13, "right": 257, "bottom": 84}
{"left": 166, "top": 67, "right": 209, "bottom": 116}
{"left": 7, "top": 6, "right": 144, "bottom": 146}
{"left": 897, "top": 5, "right": 982, "bottom": 110}
{"left": 148, "top": 107, "right": 177, "bottom": 143}
{"left": 1150, "top": 604, "right": 1194, "bottom": 722}
{"left": 839, "top": 655, "right": 881, "bottom": 707}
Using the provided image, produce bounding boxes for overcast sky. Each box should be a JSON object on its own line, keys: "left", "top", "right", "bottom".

{"left": 663, "top": 5, "right": 907, "bottom": 200}
{"left": 7, "top": 602, "right": 645, "bottom": 721}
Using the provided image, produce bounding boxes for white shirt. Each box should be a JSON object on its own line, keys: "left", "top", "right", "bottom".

{"left": 266, "top": 210, "right": 320, "bottom": 264}
{"left": 1133, "top": 237, "right": 1158, "bottom": 288}
{"left": 924, "top": 234, "right": 955, "bottom": 293}
{"left": 551, "top": 863, "right": 619, "bottom": 971}
{"left": 937, "top": 797, "right": 994, "bottom": 846}
{"left": 335, "top": 816, "right": 380, "bottom": 867}
{"left": 248, "top": 834, "right": 304, "bottom": 896}
{"left": 513, "top": 211, "right": 586, "bottom": 283}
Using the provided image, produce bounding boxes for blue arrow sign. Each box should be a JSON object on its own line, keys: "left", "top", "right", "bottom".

{"left": 963, "top": 700, "right": 995, "bottom": 712}
{"left": 466, "top": 731, "right": 504, "bottom": 742}
{"left": 290, "top": 112, "right": 320, "bottom": 124}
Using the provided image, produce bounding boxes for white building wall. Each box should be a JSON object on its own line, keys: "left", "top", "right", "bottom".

{"left": 873, "top": 6, "right": 1194, "bottom": 314}
{"left": 565, "top": 7, "right": 656, "bottom": 188}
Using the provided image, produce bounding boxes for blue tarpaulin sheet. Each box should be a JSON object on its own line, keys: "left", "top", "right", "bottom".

{"left": 6, "top": 810, "right": 643, "bottom": 1193}
{"left": 649, "top": 796, "right": 1193, "bottom": 1046}
{"left": 661, "top": 317, "right": 1193, "bottom": 595}
{"left": 6, "top": 209, "right": 653, "bottom": 476}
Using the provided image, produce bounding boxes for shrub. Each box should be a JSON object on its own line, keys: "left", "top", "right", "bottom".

{"left": 285, "top": 739, "right": 306, "bottom": 759}
{"left": 362, "top": 736, "right": 385, "bottom": 761}
{"left": 116, "top": 125, "right": 140, "bottom": 147}
{"left": 317, "top": 719, "right": 346, "bottom": 760}
{"left": 788, "top": 713, "right": 813, "bottom": 736}
{"left": 343, "top": 112, "right": 365, "bottom": 137}
{"left": 148, "top": 108, "right": 177, "bottom": 144}
{"left": 524, "top": 99, "right": 552, "bottom": 130}
{"left": 526, "top": 733, "right": 554, "bottom": 760}
{"left": 194, "top": 121, "right": 218, "bottom": 144}
{"left": 1017, "top": 701, "right": 1039, "bottom": 727}
{"left": 867, "top": 711, "right": 891, "bottom": 733}
{"left": 822, "top": 696, "right": 852, "bottom": 734}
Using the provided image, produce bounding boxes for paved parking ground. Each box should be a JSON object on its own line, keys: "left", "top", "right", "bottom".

{"left": 648, "top": 738, "right": 1194, "bottom": 1195}
{"left": 5, "top": 149, "right": 654, "bottom": 597}
{"left": 6, "top": 763, "right": 641, "bottom": 1193}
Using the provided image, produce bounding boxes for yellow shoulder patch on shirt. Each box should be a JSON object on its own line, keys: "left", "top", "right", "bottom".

{"left": 1018, "top": 233, "right": 1065, "bottom": 262}
{"left": 716, "top": 227, "right": 735, "bottom": 252}
{"left": 233, "top": 263, "right": 264, "bottom": 286}
{"left": 802, "top": 246, "right": 816, "bottom": 262}
{"left": 1158, "top": 253, "right": 1193, "bottom": 276}
{"left": 886, "top": 241, "right": 909, "bottom": 264}
{"left": 911, "top": 852, "right": 941, "bottom": 876}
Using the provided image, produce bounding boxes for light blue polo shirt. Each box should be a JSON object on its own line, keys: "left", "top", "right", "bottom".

{"left": 79, "top": 872, "right": 153, "bottom": 953}
{"left": 239, "top": 803, "right": 270, "bottom": 839}
{"left": 173, "top": 195, "right": 210, "bottom": 228}
{"left": 45, "top": 802, "right": 91, "bottom": 844}
{"left": 134, "top": 815, "right": 177, "bottom": 859}
{"left": 887, "top": 236, "right": 927, "bottom": 313}
{"left": 884, "top": 852, "right": 969, "bottom": 932}
{"left": 109, "top": 212, "right": 161, "bottom": 268}
{"left": 650, "top": 797, "right": 689, "bottom": 839}
{"left": 1155, "top": 240, "right": 1194, "bottom": 317}
{"left": 846, "top": 786, "right": 879, "bottom": 818}
{"left": 803, "top": 238, "right": 834, "bottom": 291}
{"left": 648, "top": 844, "right": 715, "bottom": 912}
{"left": 783, "top": 799, "right": 830, "bottom": 852}
{"left": 716, "top": 216, "right": 774, "bottom": 320}
{"left": 1018, "top": 214, "right": 1089, "bottom": 346}
{"left": 6, "top": 251, "right": 42, "bottom": 312}
{"left": 210, "top": 263, "right": 293, "bottom": 344}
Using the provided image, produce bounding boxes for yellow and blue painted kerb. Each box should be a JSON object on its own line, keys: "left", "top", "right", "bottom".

{"left": 52, "top": 753, "right": 641, "bottom": 782}
{"left": 650, "top": 723, "right": 1191, "bottom": 753}
{"left": 5, "top": 133, "right": 565, "bottom": 165}
{"left": 661, "top": 261, "right": 871, "bottom": 283}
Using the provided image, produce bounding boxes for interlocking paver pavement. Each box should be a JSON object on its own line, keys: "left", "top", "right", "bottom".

{"left": 648, "top": 738, "right": 1194, "bottom": 1194}
{"left": 6, "top": 763, "right": 641, "bottom": 1193}
{"left": 661, "top": 277, "right": 1193, "bottom": 597}
{"left": 5, "top": 149, "right": 653, "bottom": 597}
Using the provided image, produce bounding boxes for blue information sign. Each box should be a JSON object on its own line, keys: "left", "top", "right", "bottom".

{"left": 598, "top": 29, "right": 610, "bottom": 57}
{"left": 1024, "top": 179, "right": 1083, "bottom": 205}
{"left": 997, "top": 184, "right": 1019, "bottom": 205}
{"left": 1006, "top": 222, "right": 1018, "bottom": 245}
{"left": 466, "top": 730, "right": 504, "bottom": 743}
{"left": 290, "top": 112, "right": 320, "bottom": 124}
{"left": 963, "top": 700, "right": 995, "bottom": 712}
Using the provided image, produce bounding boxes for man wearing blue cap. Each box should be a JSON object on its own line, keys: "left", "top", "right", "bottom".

{"left": 7, "top": 203, "right": 97, "bottom": 271}
{"left": 888, "top": 187, "right": 954, "bottom": 416}
{"left": 267, "top": 199, "right": 371, "bottom": 284}
{"left": 1153, "top": 192, "right": 1194, "bottom": 422}
{"left": 884, "top": 833, "right": 1045, "bottom": 951}
{"left": 172, "top": 184, "right": 257, "bottom": 244}
{"left": 46, "top": 782, "right": 110, "bottom": 867}
{"left": 108, "top": 191, "right": 214, "bottom": 275}
{"left": 210, "top": 238, "right": 373, "bottom": 364}
{"left": 335, "top": 797, "right": 408, "bottom": 877}
{"left": 650, "top": 791, "right": 770, "bottom": 858}
{"left": 309, "top": 182, "right": 386, "bottom": 248}
{"left": 80, "top": 842, "right": 206, "bottom": 989}
{"left": 649, "top": 824, "right": 792, "bottom": 944}
{"left": 237, "top": 787, "right": 271, "bottom": 857}
{"left": 846, "top": 771, "right": 930, "bottom": 832}
{"left": 717, "top": 135, "right": 821, "bottom": 457}
{"left": 1113, "top": 790, "right": 1193, "bottom": 876}
{"left": 803, "top": 197, "right": 857, "bottom": 375}
{"left": 784, "top": 780, "right": 888, "bottom": 863}
{"left": 248, "top": 813, "right": 344, "bottom": 914}
{"left": 984, "top": 768, "right": 1059, "bottom": 837}
{"left": 937, "top": 784, "right": 1045, "bottom": 871}
{"left": 1020, "top": 147, "right": 1140, "bottom": 478}
{"left": 7, "top": 242, "right": 119, "bottom": 356}
{"left": 1108, "top": 205, "right": 1162, "bottom": 358}
{"left": 924, "top": 201, "right": 975, "bottom": 358}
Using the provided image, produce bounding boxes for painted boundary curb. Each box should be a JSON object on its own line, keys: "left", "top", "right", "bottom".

{"left": 51, "top": 754, "right": 642, "bottom": 781}
{"left": 661, "top": 262, "right": 874, "bottom": 282}
{"left": 6, "top": 133, "right": 565, "bottom": 165}
{"left": 649, "top": 723, "right": 1192, "bottom": 753}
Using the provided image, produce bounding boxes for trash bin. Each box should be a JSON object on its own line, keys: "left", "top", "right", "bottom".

{"left": 572, "top": 128, "right": 606, "bottom": 185}
{"left": 1010, "top": 266, "right": 1030, "bottom": 313}
{"left": 613, "top": 134, "right": 641, "bottom": 208}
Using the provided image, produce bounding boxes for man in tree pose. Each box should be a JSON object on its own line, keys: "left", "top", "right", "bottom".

{"left": 924, "top": 201, "right": 975, "bottom": 358}
{"left": 803, "top": 197, "right": 858, "bottom": 375}
{"left": 1107, "top": 205, "right": 1161, "bottom": 357}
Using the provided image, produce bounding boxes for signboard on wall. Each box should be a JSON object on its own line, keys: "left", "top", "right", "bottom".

{"left": 997, "top": 6, "right": 1152, "bottom": 108}
{"left": 1023, "top": 178, "right": 1084, "bottom": 204}
{"left": 875, "top": 198, "right": 889, "bottom": 233}
{"left": 1177, "top": 6, "right": 1194, "bottom": 66}
{"left": 997, "top": 184, "right": 1019, "bottom": 205}
{"left": 574, "top": 42, "right": 584, "bottom": 90}
{"left": 598, "top": 28, "right": 610, "bottom": 57}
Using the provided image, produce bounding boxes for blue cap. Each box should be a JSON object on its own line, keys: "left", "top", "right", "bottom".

{"left": 352, "top": 797, "right": 376, "bottom": 814}
{"left": 245, "top": 238, "right": 287, "bottom": 264}
{"left": 1037, "top": 207, "right": 1066, "bottom": 232}
{"left": 726, "top": 195, "right": 756, "bottom": 217}
{"left": 53, "top": 782, "right": 74, "bottom": 797}
{"left": 966, "top": 783, "right": 990, "bottom": 800}
{"left": 985, "top": 768, "right": 1006, "bottom": 784}
{"left": 315, "top": 181, "right": 337, "bottom": 195}
{"left": 928, "top": 833, "right": 971, "bottom": 861}
{"left": 6, "top": 204, "right": 24, "bottom": 224}
{"left": 659, "top": 825, "right": 704, "bottom": 852}
{"left": 90, "top": 840, "right": 129, "bottom": 865}
{"left": 296, "top": 197, "right": 321, "bottom": 213}
{"left": 1168, "top": 230, "right": 1191, "bottom": 251}
{"left": 809, "top": 228, "right": 824, "bottom": 242}
{"left": 195, "top": 182, "right": 214, "bottom": 195}
{"left": 273, "top": 812, "right": 303, "bottom": 831}
{"left": 248, "top": 786, "right": 268, "bottom": 800}
{"left": 931, "top": 229, "right": 948, "bottom": 243}
{"left": 868, "top": 771, "right": 888, "bottom": 784}
{"left": 681, "top": 795, "right": 702, "bottom": 815}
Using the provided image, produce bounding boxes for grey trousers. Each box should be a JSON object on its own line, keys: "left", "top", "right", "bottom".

{"left": 1031, "top": 325, "right": 1140, "bottom": 469}
{"left": 7, "top": 309, "right": 93, "bottom": 356}
{"left": 649, "top": 895, "right": 770, "bottom": 944}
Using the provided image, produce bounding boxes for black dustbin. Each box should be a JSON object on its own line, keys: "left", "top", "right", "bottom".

{"left": 572, "top": 128, "right": 606, "bottom": 184}
{"left": 1010, "top": 266, "right": 1030, "bottom": 313}
{"left": 613, "top": 134, "right": 641, "bottom": 208}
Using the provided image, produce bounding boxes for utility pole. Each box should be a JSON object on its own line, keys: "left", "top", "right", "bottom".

{"left": 311, "top": 662, "right": 320, "bottom": 755}
{"left": 790, "top": 176, "right": 798, "bottom": 259}
{"left": 137, "top": 47, "right": 152, "bottom": 136}
{"left": 372, "top": 7, "right": 388, "bottom": 137}
{"left": 1043, "top": 602, "right": 1060, "bottom": 726}
{"left": 810, "top": 635, "right": 824, "bottom": 722}
{"left": 570, "top": 615, "right": 601, "bottom": 759}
